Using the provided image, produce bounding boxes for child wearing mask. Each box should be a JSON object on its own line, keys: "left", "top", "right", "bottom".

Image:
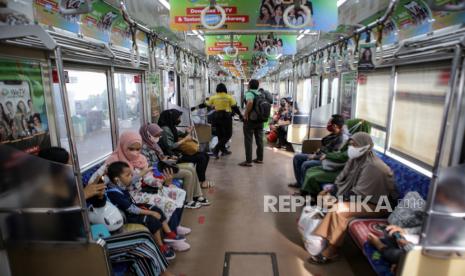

{"left": 106, "top": 161, "right": 190, "bottom": 260}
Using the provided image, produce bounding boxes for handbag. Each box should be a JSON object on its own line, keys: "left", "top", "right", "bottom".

{"left": 178, "top": 139, "right": 200, "bottom": 156}
{"left": 321, "top": 159, "right": 346, "bottom": 171}
{"left": 157, "top": 160, "right": 179, "bottom": 174}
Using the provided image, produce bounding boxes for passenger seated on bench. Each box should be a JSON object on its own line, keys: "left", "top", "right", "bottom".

{"left": 105, "top": 131, "right": 190, "bottom": 237}
{"left": 299, "top": 119, "right": 370, "bottom": 197}
{"left": 308, "top": 132, "right": 398, "bottom": 264}
{"left": 158, "top": 109, "right": 213, "bottom": 189}
{"left": 368, "top": 174, "right": 465, "bottom": 273}
{"left": 273, "top": 97, "right": 293, "bottom": 150}
{"left": 139, "top": 123, "right": 209, "bottom": 209}
{"left": 38, "top": 147, "right": 106, "bottom": 201}
{"left": 289, "top": 114, "right": 349, "bottom": 189}
{"left": 106, "top": 161, "right": 188, "bottom": 260}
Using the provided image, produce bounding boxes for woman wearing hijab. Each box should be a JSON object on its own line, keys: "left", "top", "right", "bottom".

{"left": 308, "top": 132, "right": 398, "bottom": 264}
{"left": 105, "top": 131, "right": 191, "bottom": 237}
{"left": 158, "top": 109, "right": 212, "bottom": 189}
{"left": 140, "top": 123, "right": 210, "bottom": 209}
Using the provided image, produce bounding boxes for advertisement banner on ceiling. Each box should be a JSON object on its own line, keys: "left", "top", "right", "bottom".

{"left": 206, "top": 34, "right": 296, "bottom": 59}
{"left": 0, "top": 59, "right": 51, "bottom": 154}
{"left": 170, "top": 0, "right": 337, "bottom": 32}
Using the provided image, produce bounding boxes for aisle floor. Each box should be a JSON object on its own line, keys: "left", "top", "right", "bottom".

{"left": 170, "top": 123, "right": 356, "bottom": 276}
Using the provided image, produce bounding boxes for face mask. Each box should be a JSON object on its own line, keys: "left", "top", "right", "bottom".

{"left": 126, "top": 149, "right": 140, "bottom": 161}
{"left": 326, "top": 123, "right": 335, "bottom": 132}
{"left": 348, "top": 145, "right": 370, "bottom": 159}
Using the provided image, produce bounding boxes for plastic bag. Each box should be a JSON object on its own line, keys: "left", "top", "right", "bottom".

{"left": 297, "top": 206, "right": 326, "bottom": 256}
{"left": 209, "top": 136, "right": 218, "bottom": 151}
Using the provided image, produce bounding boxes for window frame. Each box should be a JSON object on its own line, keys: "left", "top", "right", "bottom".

{"left": 56, "top": 63, "right": 149, "bottom": 171}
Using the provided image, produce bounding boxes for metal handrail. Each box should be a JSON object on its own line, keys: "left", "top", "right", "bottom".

{"left": 294, "top": 0, "right": 399, "bottom": 63}
{"left": 0, "top": 206, "right": 85, "bottom": 214}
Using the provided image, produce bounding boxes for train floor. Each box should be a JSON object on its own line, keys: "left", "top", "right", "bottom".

{"left": 170, "top": 122, "right": 357, "bottom": 276}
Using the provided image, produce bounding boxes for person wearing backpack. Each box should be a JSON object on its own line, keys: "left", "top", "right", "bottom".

{"left": 239, "top": 79, "right": 272, "bottom": 167}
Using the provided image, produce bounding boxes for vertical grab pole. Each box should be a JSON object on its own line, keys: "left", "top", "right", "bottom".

{"left": 54, "top": 46, "right": 91, "bottom": 241}
{"left": 422, "top": 45, "right": 462, "bottom": 248}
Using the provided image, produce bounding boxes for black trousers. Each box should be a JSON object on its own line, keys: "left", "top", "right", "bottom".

{"left": 180, "top": 152, "right": 210, "bottom": 182}
{"left": 243, "top": 121, "right": 264, "bottom": 163}
{"left": 213, "top": 111, "right": 233, "bottom": 154}
{"left": 277, "top": 126, "right": 289, "bottom": 147}
{"left": 127, "top": 204, "right": 166, "bottom": 234}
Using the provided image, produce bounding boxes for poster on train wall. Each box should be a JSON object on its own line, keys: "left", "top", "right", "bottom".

{"left": 111, "top": 16, "right": 132, "bottom": 49}
{"left": 170, "top": 0, "right": 338, "bottom": 32}
{"left": 34, "top": 0, "right": 82, "bottom": 33}
{"left": 340, "top": 71, "right": 357, "bottom": 119}
{"left": 0, "top": 59, "right": 51, "bottom": 154}
{"left": 148, "top": 72, "right": 162, "bottom": 123}
{"left": 80, "top": 0, "right": 119, "bottom": 43}
{"left": 361, "top": 0, "right": 465, "bottom": 45}
{"left": 111, "top": 16, "right": 149, "bottom": 57}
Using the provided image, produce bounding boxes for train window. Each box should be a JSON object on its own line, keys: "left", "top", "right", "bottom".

{"left": 279, "top": 80, "right": 286, "bottom": 98}
{"left": 296, "top": 78, "right": 311, "bottom": 114}
{"left": 355, "top": 69, "right": 391, "bottom": 128}
{"left": 390, "top": 63, "right": 450, "bottom": 166}
{"left": 114, "top": 72, "right": 143, "bottom": 133}
{"left": 321, "top": 78, "right": 330, "bottom": 106}
{"left": 331, "top": 77, "right": 339, "bottom": 114}
{"left": 64, "top": 70, "right": 112, "bottom": 168}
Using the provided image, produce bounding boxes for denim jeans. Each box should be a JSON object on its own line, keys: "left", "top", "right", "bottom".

{"left": 293, "top": 153, "right": 322, "bottom": 187}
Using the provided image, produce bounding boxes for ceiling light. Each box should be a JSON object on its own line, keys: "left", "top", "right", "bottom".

{"left": 192, "top": 30, "right": 199, "bottom": 35}
{"left": 158, "top": 0, "right": 170, "bottom": 10}
{"left": 297, "top": 34, "right": 304, "bottom": 40}
{"left": 197, "top": 35, "right": 205, "bottom": 41}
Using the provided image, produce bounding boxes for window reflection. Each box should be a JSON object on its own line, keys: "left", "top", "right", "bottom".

{"left": 391, "top": 63, "right": 449, "bottom": 165}
{"left": 114, "top": 73, "right": 143, "bottom": 133}
{"left": 64, "top": 70, "right": 112, "bottom": 168}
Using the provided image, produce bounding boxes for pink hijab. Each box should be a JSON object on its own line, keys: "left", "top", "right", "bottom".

{"left": 106, "top": 131, "right": 149, "bottom": 170}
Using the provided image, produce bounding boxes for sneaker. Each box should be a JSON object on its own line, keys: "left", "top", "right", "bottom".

{"left": 161, "top": 245, "right": 176, "bottom": 261}
{"left": 194, "top": 196, "right": 211, "bottom": 206}
{"left": 184, "top": 201, "right": 202, "bottom": 209}
{"left": 238, "top": 161, "right": 252, "bottom": 167}
{"left": 164, "top": 234, "right": 186, "bottom": 243}
{"left": 177, "top": 225, "right": 192, "bottom": 236}
{"left": 170, "top": 240, "right": 191, "bottom": 252}
{"left": 253, "top": 159, "right": 263, "bottom": 164}
{"left": 288, "top": 183, "right": 300, "bottom": 188}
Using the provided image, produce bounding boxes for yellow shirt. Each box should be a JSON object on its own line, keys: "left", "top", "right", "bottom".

{"left": 206, "top": 92, "right": 237, "bottom": 112}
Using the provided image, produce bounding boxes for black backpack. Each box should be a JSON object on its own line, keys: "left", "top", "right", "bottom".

{"left": 249, "top": 91, "right": 272, "bottom": 122}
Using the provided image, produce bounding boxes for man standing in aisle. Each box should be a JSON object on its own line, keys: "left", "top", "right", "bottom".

{"left": 239, "top": 79, "right": 271, "bottom": 167}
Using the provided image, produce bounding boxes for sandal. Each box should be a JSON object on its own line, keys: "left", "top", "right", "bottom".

{"left": 307, "top": 255, "right": 331, "bottom": 265}
{"left": 288, "top": 183, "right": 300, "bottom": 188}
{"left": 201, "top": 180, "right": 215, "bottom": 189}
